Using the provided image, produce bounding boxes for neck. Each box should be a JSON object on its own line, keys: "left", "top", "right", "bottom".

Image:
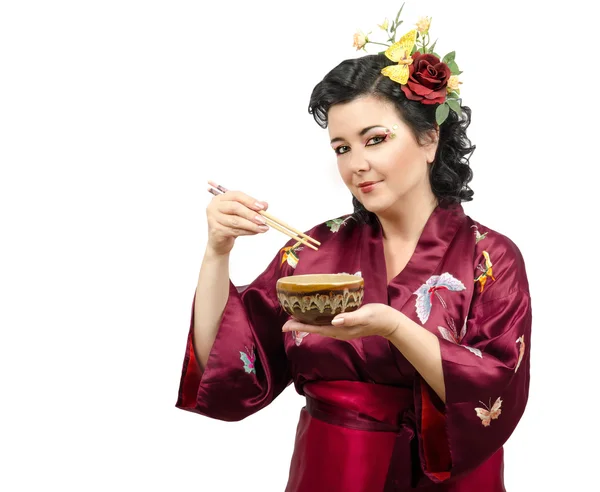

{"left": 375, "top": 188, "right": 438, "bottom": 242}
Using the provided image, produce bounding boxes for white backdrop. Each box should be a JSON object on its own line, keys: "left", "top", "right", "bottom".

{"left": 1, "top": 1, "right": 597, "bottom": 490}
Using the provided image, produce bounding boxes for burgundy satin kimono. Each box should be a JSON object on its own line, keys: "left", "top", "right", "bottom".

{"left": 176, "top": 204, "right": 532, "bottom": 491}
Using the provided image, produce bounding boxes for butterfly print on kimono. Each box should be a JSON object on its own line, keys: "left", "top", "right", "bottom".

{"left": 239, "top": 346, "right": 256, "bottom": 374}
{"left": 475, "top": 251, "right": 496, "bottom": 293}
{"left": 280, "top": 245, "right": 303, "bottom": 269}
{"left": 292, "top": 331, "right": 310, "bottom": 346}
{"left": 471, "top": 224, "right": 488, "bottom": 243}
{"left": 414, "top": 273, "right": 466, "bottom": 324}
{"left": 475, "top": 397, "right": 502, "bottom": 427}
{"left": 515, "top": 335, "right": 525, "bottom": 372}
{"left": 326, "top": 216, "right": 355, "bottom": 233}
{"left": 438, "top": 317, "right": 482, "bottom": 358}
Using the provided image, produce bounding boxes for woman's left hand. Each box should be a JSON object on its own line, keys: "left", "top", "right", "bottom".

{"left": 282, "top": 303, "right": 402, "bottom": 340}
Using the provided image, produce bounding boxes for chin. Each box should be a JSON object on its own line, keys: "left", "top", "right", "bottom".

{"left": 359, "top": 197, "right": 395, "bottom": 214}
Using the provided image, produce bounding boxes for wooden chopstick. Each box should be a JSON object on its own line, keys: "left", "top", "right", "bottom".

{"left": 261, "top": 216, "right": 319, "bottom": 251}
{"left": 208, "top": 181, "right": 320, "bottom": 246}
{"left": 207, "top": 183, "right": 319, "bottom": 251}
{"left": 259, "top": 210, "right": 321, "bottom": 246}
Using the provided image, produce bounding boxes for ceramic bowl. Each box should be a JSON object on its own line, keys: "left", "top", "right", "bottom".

{"left": 276, "top": 274, "right": 364, "bottom": 326}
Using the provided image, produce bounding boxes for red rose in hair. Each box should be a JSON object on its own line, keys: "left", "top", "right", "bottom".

{"left": 401, "top": 52, "right": 451, "bottom": 105}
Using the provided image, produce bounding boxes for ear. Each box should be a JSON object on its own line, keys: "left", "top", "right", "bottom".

{"left": 425, "top": 127, "right": 440, "bottom": 164}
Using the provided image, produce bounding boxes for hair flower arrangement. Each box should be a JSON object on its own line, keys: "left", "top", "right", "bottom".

{"left": 352, "top": 3, "right": 463, "bottom": 125}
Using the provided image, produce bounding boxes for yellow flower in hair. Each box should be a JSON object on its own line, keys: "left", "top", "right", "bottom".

{"left": 352, "top": 30, "right": 368, "bottom": 50}
{"left": 447, "top": 75, "right": 462, "bottom": 93}
{"left": 416, "top": 16, "right": 431, "bottom": 34}
{"left": 378, "top": 18, "right": 389, "bottom": 30}
{"left": 380, "top": 29, "right": 417, "bottom": 85}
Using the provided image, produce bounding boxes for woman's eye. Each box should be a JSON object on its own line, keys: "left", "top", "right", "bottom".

{"left": 366, "top": 135, "right": 386, "bottom": 146}
{"left": 335, "top": 145, "right": 350, "bottom": 155}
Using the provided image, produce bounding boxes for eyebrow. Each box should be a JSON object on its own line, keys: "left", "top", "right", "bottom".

{"left": 330, "top": 125, "right": 386, "bottom": 145}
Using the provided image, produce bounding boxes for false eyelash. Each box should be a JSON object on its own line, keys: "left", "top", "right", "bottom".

{"left": 334, "top": 133, "right": 390, "bottom": 155}
{"left": 366, "top": 133, "right": 390, "bottom": 145}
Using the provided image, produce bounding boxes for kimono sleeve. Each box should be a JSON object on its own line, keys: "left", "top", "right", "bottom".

{"left": 175, "top": 247, "right": 293, "bottom": 422}
{"left": 414, "top": 238, "right": 532, "bottom": 482}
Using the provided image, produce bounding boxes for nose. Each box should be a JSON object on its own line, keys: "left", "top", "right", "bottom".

{"left": 348, "top": 150, "right": 370, "bottom": 173}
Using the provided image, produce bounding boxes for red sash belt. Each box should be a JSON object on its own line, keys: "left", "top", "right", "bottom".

{"left": 303, "top": 380, "right": 414, "bottom": 429}
{"left": 297, "top": 381, "right": 418, "bottom": 491}
{"left": 306, "top": 396, "right": 402, "bottom": 433}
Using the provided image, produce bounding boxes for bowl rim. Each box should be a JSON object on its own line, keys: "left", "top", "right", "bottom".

{"left": 276, "top": 273, "right": 364, "bottom": 290}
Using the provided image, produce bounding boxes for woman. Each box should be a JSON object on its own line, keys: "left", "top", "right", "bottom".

{"left": 176, "top": 14, "right": 531, "bottom": 492}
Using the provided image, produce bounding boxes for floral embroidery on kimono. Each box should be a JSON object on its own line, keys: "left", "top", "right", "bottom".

{"left": 280, "top": 245, "right": 302, "bottom": 269}
{"left": 515, "top": 335, "right": 525, "bottom": 372}
{"left": 414, "top": 273, "right": 466, "bottom": 324}
{"left": 471, "top": 224, "right": 488, "bottom": 243}
{"left": 239, "top": 346, "right": 256, "bottom": 374}
{"left": 326, "top": 216, "right": 354, "bottom": 233}
{"left": 475, "top": 251, "right": 496, "bottom": 293}
{"left": 438, "top": 317, "right": 482, "bottom": 358}
{"left": 475, "top": 397, "right": 503, "bottom": 427}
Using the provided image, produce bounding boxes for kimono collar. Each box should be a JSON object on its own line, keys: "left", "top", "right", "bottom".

{"left": 360, "top": 203, "right": 466, "bottom": 310}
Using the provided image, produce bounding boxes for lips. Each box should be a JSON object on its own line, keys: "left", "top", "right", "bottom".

{"left": 357, "top": 180, "right": 382, "bottom": 194}
{"left": 358, "top": 181, "right": 381, "bottom": 188}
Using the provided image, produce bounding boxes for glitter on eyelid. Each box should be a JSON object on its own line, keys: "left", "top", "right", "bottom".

{"left": 386, "top": 124, "right": 398, "bottom": 138}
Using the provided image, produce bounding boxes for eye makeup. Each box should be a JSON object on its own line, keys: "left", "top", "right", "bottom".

{"left": 387, "top": 124, "right": 399, "bottom": 139}
{"left": 332, "top": 124, "right": 400, "bottom": 155}
{"left": 365, "top": 133, "right": 390, "bottom": 146}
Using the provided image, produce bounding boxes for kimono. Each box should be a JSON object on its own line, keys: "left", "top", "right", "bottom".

{"left": 175, "top": 204, "right": 532, "bottom": 491}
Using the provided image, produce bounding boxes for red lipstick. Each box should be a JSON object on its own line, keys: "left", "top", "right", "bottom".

{"left": 357, "top": 181, "right": 381, "bottom": 193}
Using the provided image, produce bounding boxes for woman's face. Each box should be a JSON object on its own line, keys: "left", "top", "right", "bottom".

{"left": 327, "top": 95, "right": 438, "bottom": 215}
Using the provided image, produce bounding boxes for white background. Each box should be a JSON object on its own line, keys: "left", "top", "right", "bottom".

{"left": 1, "top": 0, "right": 597, "bottom": 490}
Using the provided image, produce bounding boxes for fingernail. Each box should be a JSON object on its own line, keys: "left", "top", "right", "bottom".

{"left": 255, "top": 202, "right": 265, "bottom": 210}
{"left": 331, "top": 318, "right": 344, "bottom": 325}
{"left": 258, "top": 225, "right": 269, "bottom": 232}
{"left": 255, "top": 215, "right": 267, "bottom": 224}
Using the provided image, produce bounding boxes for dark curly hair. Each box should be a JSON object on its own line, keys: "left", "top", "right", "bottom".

{"left": 308, "top": 54, "right": 475, "bottom": 225}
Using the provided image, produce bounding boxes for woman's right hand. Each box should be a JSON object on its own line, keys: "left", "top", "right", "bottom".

{"left": 206, "top": 190, "right": 270, "bottom": 256}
